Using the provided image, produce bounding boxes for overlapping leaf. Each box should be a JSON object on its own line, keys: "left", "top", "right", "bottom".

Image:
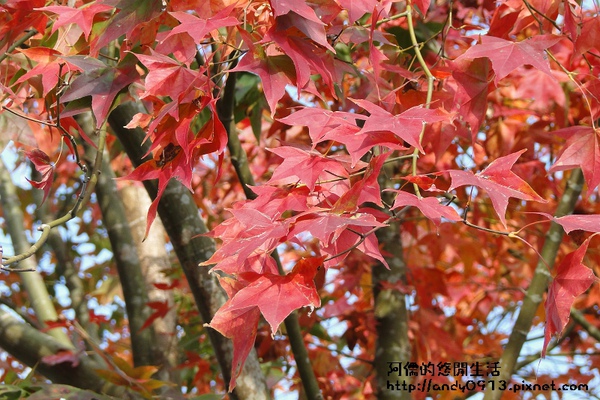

{"left": 267, "top": 146, "right": 350, "bottom": 191}
{"left": 448, "top": 150, "right": 547, "bottom": 228}
{"left": 549, "top": 126, "right": 600, "bottom": 191}
{"left": 207, "top": 257, "right": 322, "bottom": 389}
{"left": 352, "top": 98, "right": 450, "bottom": 153}
{"left": 60, "top": 58, "right": 138, "bottom": 128}
{"left": 388, "top": 190, "right": 461, "bottom": 226}
{"left": 25, "top": 149, "right": 54, "bottom": 203}
{"left": 37, "top": 3, "right": 113, "bottom": 40}
{"left": 543, "top": 236, "right": 596, "bottom": 356}
{"left": 455, "top": 35, "right": 561, "bottom": 84}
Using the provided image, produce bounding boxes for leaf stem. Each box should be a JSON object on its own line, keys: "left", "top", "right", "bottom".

{"left": 406, "top": 3, "right": 435, "bottom": 197}
{"left": 0, "top": 124, "right": 105, "bottom": 270}
{"left": 362, "top": 11, "right": 409, "bottom": 28}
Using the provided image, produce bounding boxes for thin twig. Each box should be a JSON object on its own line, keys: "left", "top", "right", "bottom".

{"left": 0, "top": 119, "right": 106, "bottom": 271}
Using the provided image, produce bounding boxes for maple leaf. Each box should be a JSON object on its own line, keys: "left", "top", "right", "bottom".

{"left": 545, "top": 214, "right": 600, "bottom": 234}
{"left": 269, "top": 0, "right": 322, "bottom": 23}
{"left": 278, "top": 108, "right": 363, "bottom": 147}
{"left": 36, "top": 3, "right": 113, "bottom": 40}
{"left": 278, "top": 107, "right": 398, "bottom": 168}
{"left": 352, "top": 98, "right": 450, "bottom": 153}
{"left": 486, "top": 4, "right": 521, "bottom": 39}
{"left": 574, "top": 17, "right": 600, "bottom": 57}
{"left": 41, "top": 349, "right": 80, "bottom": 367}
{"left": 133, "top": 49, "right": 208, "bottom": 102}
{"left": 90, "top": 0, "right": 162, "bottom": 55}
{"left": 140, "top": 300, "right": 172, "bottom": 331}
{"left": 0, "top": 0, "right": 47, "bottom": 53}
{"left": 549, "top": 126, "right": 600, "bottom": 191}
{"left": 455, "top": 35, "right": 561, "bottom": 84}
{"left": 291, "top": 211, "right": 386, "bottom": 247}
{"left": 265, "top": 19, "right": 337, "bottom": 93}
{"left": 450, "top": 57, "right": 492, "bottom": 138}
{"left": 388, "top": 190, "right": 461, "bottom": 226}
{"left": 247, "top": 185, "right": 311, "bottom": 214}
{"left": 543, "top": 236, "right": 596, "bottom": 356}
{"left": 333, "top": 130, "right": 408, "bottom": 168}
{"left": 119, "top": 143, "right": 195, "bottom": 238}
{"left": 448, "top": 149, "right": 547, "bottom": 228}
{"left": 15, "top": 48, "right": 82, "bottom": 97}
{"left": 336, "top": 0, "right": 378, "bottom": 23}
{"left": 267, "top": 146, "right": 350, "bottom": 191}
{"left": 412, "top": 0, "right": 431, "bottom": 15}
{"left": 331, "top": 152, "right": 389, "bottom": 213}
{"left": 161, "top": 8, "right": 239, "bottom": 45}
{"left": 320, "top": 224, "right": 389, "bottom": 268}
{"left": 207, "top": 257, "right": 322, "bottom": 390}
{"left": 60, "top": 57, "right": 139, "bottom": 128}
{"left": 232, "top": 53, "right": 295, "bottom": 115}
{"left": 203, "top": 208, "right": 290, "bottom": 269}
{"left": 25, "top": 149, "right": 55, "bottom": 203}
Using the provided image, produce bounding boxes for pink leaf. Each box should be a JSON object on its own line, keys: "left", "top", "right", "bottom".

{"left": 543, "top": 237, "right": 596, "bottom": 356}
{"left": 25, "top": 149, "right": 55, "bottom": 204}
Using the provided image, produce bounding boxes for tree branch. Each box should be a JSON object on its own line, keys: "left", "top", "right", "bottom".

{"left": 108, "top": 102, "right": 270, "bottom": 400}
{"left": 0, "top": 306, "right": 141, "bottom": 398}
{"left": 0, "top": 158, "right": 73, "bottom": 348}
{"left": 482, "top": 169, "right": 584, "bottom": 400}
{"left": 78, "top": 111, "right": 157, "bottom": 368}
{"left": 570, "top": 308, "right": 600, "bottom": 342}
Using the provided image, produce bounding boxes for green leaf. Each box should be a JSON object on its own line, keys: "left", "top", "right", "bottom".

{"left": 0, "top": 385, "right": 27, "bottom": 400}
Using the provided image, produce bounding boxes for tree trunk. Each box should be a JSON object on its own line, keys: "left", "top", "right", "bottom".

{"left": 120, "top": 184, "right": 179, "bottom": 381}
{"left": 108, "top": 102, "right": 270, "bottom": 399}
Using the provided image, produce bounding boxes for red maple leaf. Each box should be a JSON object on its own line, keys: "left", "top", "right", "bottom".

{"left": 543, "top": 236, "right": 597, "bottom": 356}
{"left": 548, "top": 214, "right": 600, "bottom": 234}
{"left": 388, "top": 190, "right": 461, "bottom": 226}
{"left": 267, "top": 145, "right": 350, "bottom": 191}
{"left": 203, "top": 207, "right": 290, "bottom": 269}
{"left": 207, "top": 257, "right": 322, "bottom": 390}
{"left": 291, "top": 211, "right": 385, "bottom": 246}
{"left": 320, "top": 223, "right": 389, "bottom": 268}
{"left": 448, "top": 149, "right": 547, "bottom": 228}
{"left": 207, "top": 276, "right": 261, "bottom": 391}
{"left": 332, "top": 130, "right": 408, "bottom": 168}
{"left": 60, "top": 57, "right": 139, "bottom": 128}
{"left": 455, "top": 35, "right": 561, "bottom": 84}
{"left": 574, "top": 17, "right": 600, "bottom": 57}
{"left": 36, "top": 3, "right": 113, "bottom": 40}
{"left": 265, "top": 17, "right": 337, "bottom": 93}
{"left": 269, "top": 0, "right": 321, "bottom": 23}
{"left": 278, "top": 108, "right": 362, "bottom": 147}
{"left": 25, "top": 149, "right": 55, "bottom": 203}
{"left": 336, "top": 0, "right": 378, "bottom": 23}
{"left": 15, "top": 48, "right": 82, "bottom": 97}
{"left": 352, "top": 98, "right": 450, "bottom": 153}
{"left": 278, "top": 107, "right": 396, "bottom": 168}
{"left": 90, "top": 0, "right": 162, "bottom": 55}
{"left": 486, "top": 4, "right": 521, "bottom": 39}
{"left": 41, "top": 349, "right": 80, "bottom": 367}
{"left": 161, "top": 7, "right": 239, "bottom": 46}
{"left": 331, "top": 152, "right": 389, "bottom": 213}
{"left": 549, "top": 126, "right": 600, "bottom": 191}
{"left": 134, "top": 49, "right": 208, "bottom": 101}
{"left": 232, "top": 53, "right": 295, "bottom": 115}
{"left": 450, "top": 57, "right": 492, "bottom": 138}
{"left": 119, "top": 143, "right": 194, "bottom": 238}
{"left": 247, "top": 185, "right": 312, "bottom": 214}
{"left": 140, "top": 300, "right": 172, "bottom": 331}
